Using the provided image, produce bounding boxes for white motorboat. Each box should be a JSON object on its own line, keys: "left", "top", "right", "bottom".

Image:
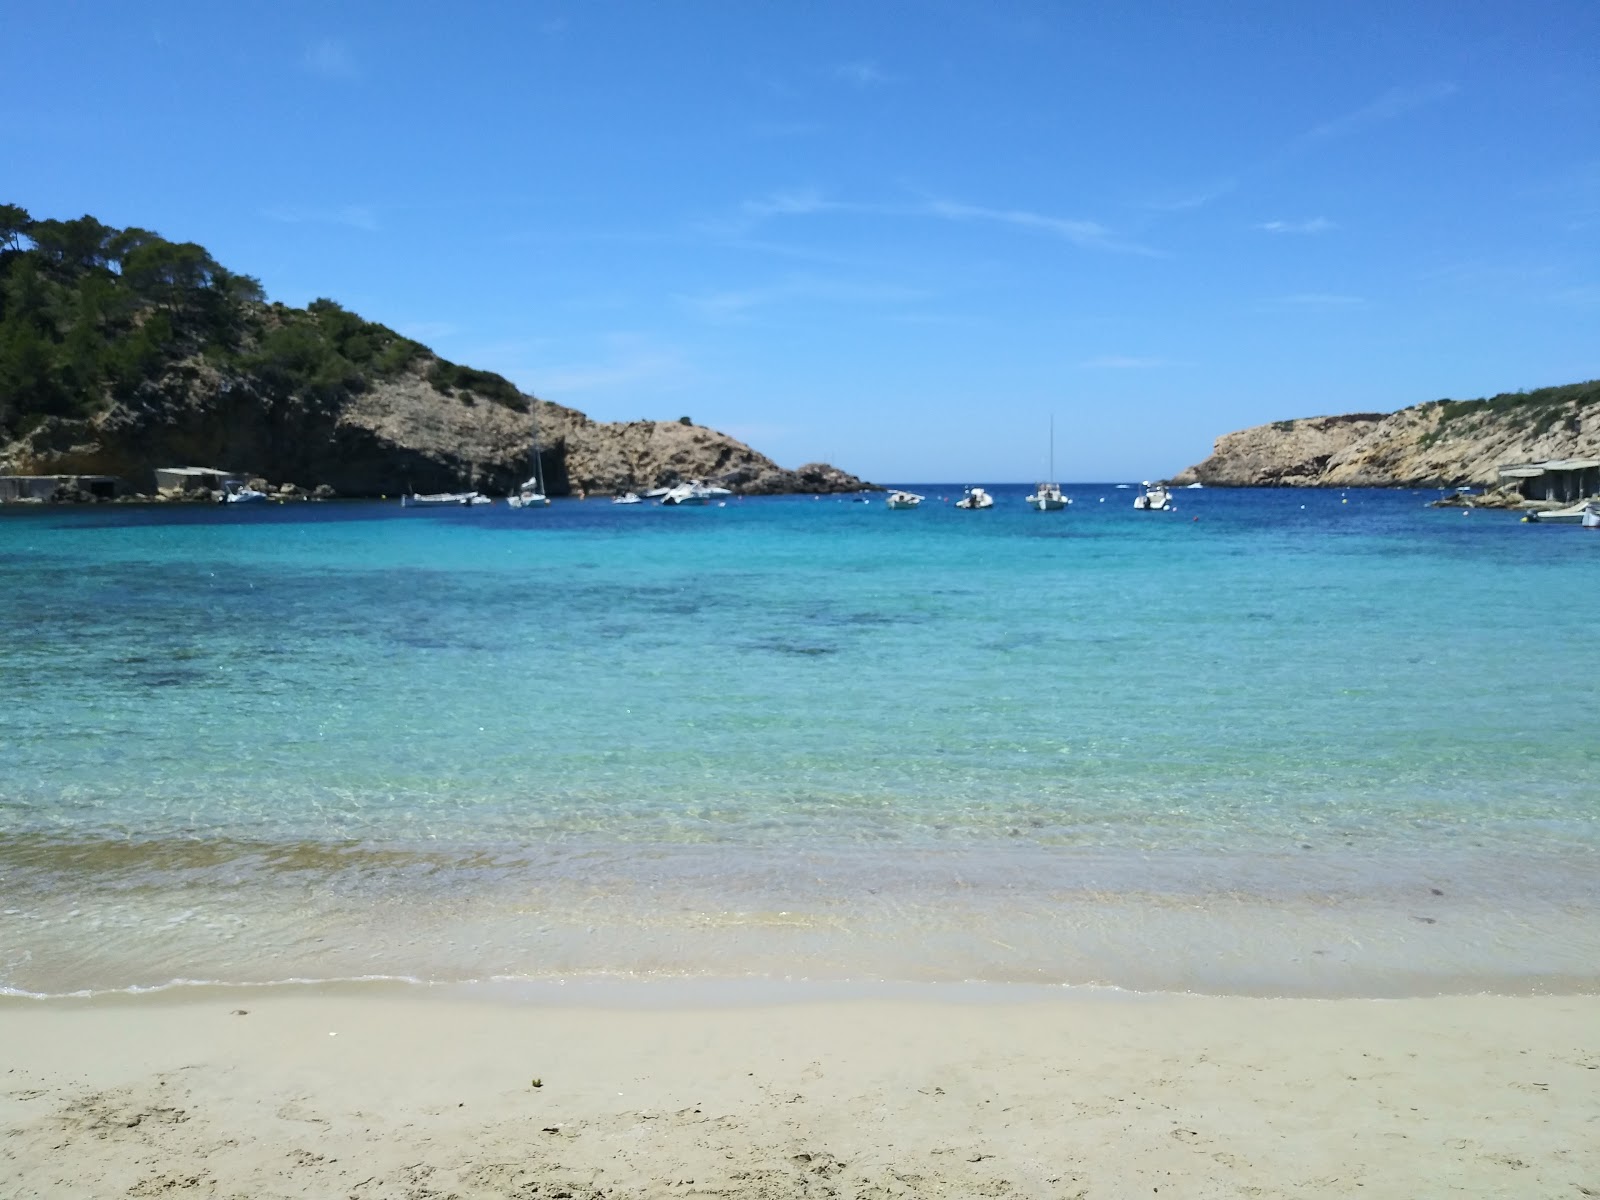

{"left": 220, "top": 482, "right": 269, "bottom": 504}
{"left": 1525, "top": 500, "right": 1600, "bottom": 524}
{"left": 402, "top": 490, "right": 486, "bottom": 507}
{"left": 955, "top": 486, "right": 994, "bottom": 510}
{"left": 1185, "top": 482, "right": 1204, "bottom": 489}
{"left": 1133, "top": 482, "right": 1173, "bottom": 511}
{"left": 613, "top": 491, "right": 642, "bottom": 505}
{"left": 885, "top": 490, "right": 924, "bottom": 509}
{"left": 507, "top": 409, "right": 551, "bottom": 509}
{"left": 659, "top": 481, "right": 715, "bottom": 506}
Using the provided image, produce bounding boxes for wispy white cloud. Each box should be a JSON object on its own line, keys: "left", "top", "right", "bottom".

{"left": 720, "top": 421, "right": 802, "bottom": 447}
{"left": 1270, "top": 293, "right": 1365, "bottom": 307}
{"left": 303, "top": 38, "right": 359, "bottom": 81}
{"left": 743, "top": 188, "right": 839, "bottom": 219}
{"left": 835, "top": 59, "right": 891, "bottom": 87}
{"left": 261, "top": 204, "right": 378, "bottom": 232}
{"left": 1258, "top": 218, "right": 1337, "bottom": 235}
{"left": 398, "top": 321, "right": 460, "bottom": 342}
{"left": 1079, "top": 356, "right": 1170, "bottom": 369}
{"left": 748, "top": 120, "right": 824, "bottom": 140}
{"left": 499, "top": 335, "right": 691, "bottom": 398}
{"left": 678, "top": 275, "right": 930, "bottom": 321}
{"left": 1144, "top": 180, "right": 1239, "bottom": 212}
{"left": 533, "top": 352, "right": 688, "bottom": 395}
{"left": 1307, "top": 83, "right": 1458, "bottom": 141}
{"left": 731, "top": 189, "right": 1157, "bottom": 255}
{"left": 924, "top": 200, "right": 1156, "bottom": 255}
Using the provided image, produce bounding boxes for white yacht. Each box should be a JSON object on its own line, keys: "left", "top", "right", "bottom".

{"left": 659, "top": 481, "right": 715, "bottom": 506}
{"left": 955, "top": 486, "right": 995, "bottom": 510}
{"left": 885, "top": 490, "right": 924, "bottom": 510}
{"left": 402, "top": 490, "right": 487, "bottom": 507}
{"left": 1133, "top": 482, "right": 1173, "bottom": 511}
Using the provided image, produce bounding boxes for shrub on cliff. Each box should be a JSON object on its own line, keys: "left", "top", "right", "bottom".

{"left": 0, "top": 203, "right": 506, "bottom": 441}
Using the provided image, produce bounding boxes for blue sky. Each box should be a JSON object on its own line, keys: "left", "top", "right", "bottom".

{"left": 4, "top": 1, "right": 1597, "bottom": 481}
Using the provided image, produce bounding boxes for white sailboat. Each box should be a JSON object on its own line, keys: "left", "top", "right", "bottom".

{"left": 1026, "top": 417, "right": 1071, "bottom": 511}
{"left": 507, "top": 405, "right": 550, "bottom": 509}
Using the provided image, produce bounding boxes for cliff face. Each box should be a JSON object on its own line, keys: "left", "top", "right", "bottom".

{"left": 1173, "top": 384, "right": 1600, "bottom": 488}
{"left": 0, "top": 357, "right": 871, "bottom": 497}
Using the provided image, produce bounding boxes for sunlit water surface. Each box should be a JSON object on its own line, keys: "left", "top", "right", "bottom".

{"left": 1, "top": 486, "right": 1595, "bottom": 997}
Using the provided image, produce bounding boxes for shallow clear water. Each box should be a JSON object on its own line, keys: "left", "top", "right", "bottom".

{"left": 2, "top": 487, "right": 1596, "bottom": 996}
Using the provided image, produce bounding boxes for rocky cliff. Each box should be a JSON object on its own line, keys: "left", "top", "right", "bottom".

{"left": 0, "top": 356, "right": 871, "bottom": 498}
{"left": 1172, "top": 381, "right": 1600, "bottom": 488}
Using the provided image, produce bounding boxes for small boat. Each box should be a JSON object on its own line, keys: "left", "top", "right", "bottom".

{"left": 220, "top": 481, "right": 269, "bottom": 504}
{"left": 1026, "top": 417, "right": 1070, "bottom": 511}
{"left": 1584, "top": 506, "right": 1599, "bottom": 530}
{"left": 659, "top": 481, "right": 715, "bottom": 506}
{"left": 955, "top": 486, "right": 994, "bottom": 510}
{"left": 1185, "top": 482, "right": 1204, "bottom": 489}
{"left": 642, "top": 486, "right": 672, "bottom": 498}
{"left": 402, "top": 490, "right": 487, "bottom": 507}
{"left": 1526, "top": 501, "right": 1600, "bottom": 524}
{"left": 613, "top": 491, "right": 642, "bottom": 505}
{"left": 1114, "top": 483, "right": 1131, "bottom": 489}
{"left": 1133, "top": 482, "right": 1173, "bottom": 511}
{"left": 1026, "top": 482, "right": 1069, "bottom": 512}
{"left": 885, "top": 490, "right": 924, "bottom": 509}
{"left": 507, "top": 411, "right": 551, "bottom": 509}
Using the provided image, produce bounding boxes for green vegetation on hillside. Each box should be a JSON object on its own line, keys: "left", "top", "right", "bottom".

{"left": 0, "top": 204, "right": 526, "bottom": 441}
{"left": 1421, "top": 380, "right": 1598, "bottom": 444}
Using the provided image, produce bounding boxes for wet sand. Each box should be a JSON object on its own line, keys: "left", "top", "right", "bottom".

{"left": 2, "top": 985, "right": 1597, "bottom": 1198}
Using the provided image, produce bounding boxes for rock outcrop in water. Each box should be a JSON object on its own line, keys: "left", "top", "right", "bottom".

{"left": 1171, "top": 380, "right": 1600, "bottom": 488}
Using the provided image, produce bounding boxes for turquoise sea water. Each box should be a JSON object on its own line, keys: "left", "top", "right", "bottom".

{"left": 2, "top": 486, "right": 1596, "bottom": 997}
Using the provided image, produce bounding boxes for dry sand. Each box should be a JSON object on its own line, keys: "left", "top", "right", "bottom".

{"left": 2, "top": 985, "right": 1596, "bottom": 1198}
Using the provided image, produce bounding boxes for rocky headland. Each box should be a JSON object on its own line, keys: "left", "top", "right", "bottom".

{"left": 1171, "top": 380, "right": 1599, "bottom": 491}
{"left": 2, "top": 359, "right": 871, "bottom": 500}
{"left": 0, "top": 206, "right": 871, "bottom": 501}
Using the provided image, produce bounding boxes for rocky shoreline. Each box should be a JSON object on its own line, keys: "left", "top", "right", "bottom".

{"left": 0, "top": 360, "right": 875, "bottom": 503}
{"left": 1171, "top": 381, "right": 1597, "bottom": 496}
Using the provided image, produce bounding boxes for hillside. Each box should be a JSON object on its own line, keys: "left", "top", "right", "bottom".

{"left": 0, "top": 205, "right": 869, "bottom": 497}
{"left": 1171, "top": 381, "right": 1600, "bottom": 488}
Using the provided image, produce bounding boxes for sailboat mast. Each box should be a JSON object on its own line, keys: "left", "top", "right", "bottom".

{"left": 533, "top": 402, "right": 546, "bottom": 495}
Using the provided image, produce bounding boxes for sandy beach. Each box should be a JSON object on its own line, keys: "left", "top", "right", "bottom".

{"left": 2, "top": 985, "right": 1596, "bottom": 1198}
